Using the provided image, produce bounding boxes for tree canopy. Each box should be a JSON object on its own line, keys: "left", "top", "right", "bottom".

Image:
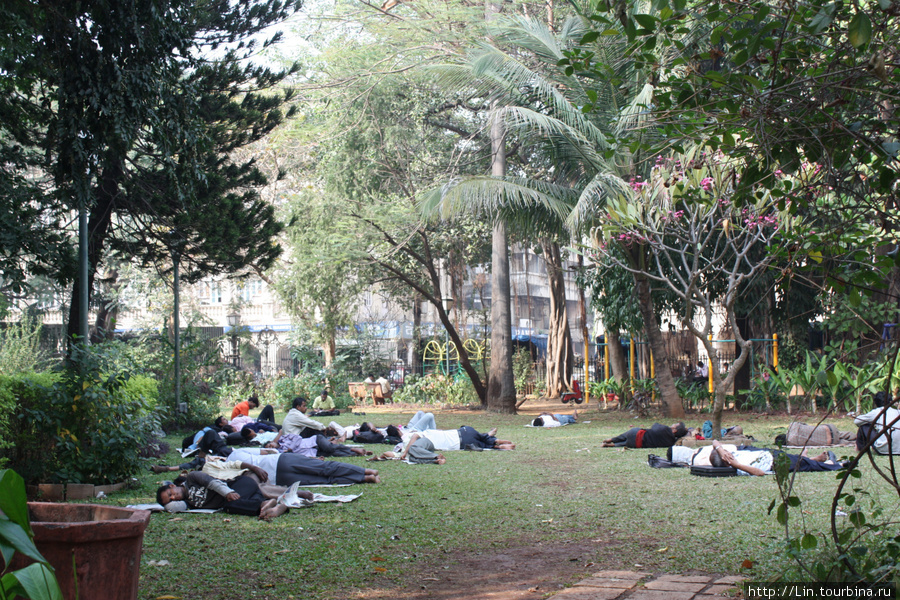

{"left": 0, "top": 0, "right": 302, "bottom": 339}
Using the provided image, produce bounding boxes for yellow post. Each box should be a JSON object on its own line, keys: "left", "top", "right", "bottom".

{"left": 604, "top": 342, "right": 610, "bottom": 381}
{"left": 629, "top": 337, "right": 635, "bottom": 391}
{"left": 650, "top": 351, "right": 656, "bottom": 402}
{"left": 707, "top": 334, "right": 714, "bottom": 394}
{"left": 773, "top": 333, "right": 779, "bottom": 371}
{"left": 583, "top": 338, "right": 590, "bottom": 404}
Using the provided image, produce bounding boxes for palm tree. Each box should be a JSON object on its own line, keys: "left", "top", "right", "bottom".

{"left": 423, "top": 14, "right": 692, "bottom": 415}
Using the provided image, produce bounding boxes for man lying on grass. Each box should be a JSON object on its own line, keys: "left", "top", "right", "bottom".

{"left": 707, "top": 440, "right": 846, "bottom": 476}
{"left": 156, "top": 469, "right": 294, "bottom": 520}
{"left": 531, "top": 410, "right": 578, "bottom": 427}
{"left": 602, "top": 422, "right": 688, "bottom": 448}
{"left": 400, "top": 426, "right": 515, "bottom": 452}
{"left": 244, "top": 428, "right": 372, "bottom": 458}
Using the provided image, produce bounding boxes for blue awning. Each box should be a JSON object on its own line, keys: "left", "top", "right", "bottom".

{"left": 512, "top": 334, "right": 548, "bottom": 357}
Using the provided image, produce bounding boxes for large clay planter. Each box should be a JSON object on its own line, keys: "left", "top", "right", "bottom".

{"left": 13, "top": 503, "right": 151, "bottom": 600}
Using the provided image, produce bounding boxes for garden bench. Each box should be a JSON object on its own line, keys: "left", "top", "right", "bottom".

{"left": 348, "top": 382, "right": 370, "bottom": 405}
{"left": 367, "top": 382, "right": 392, "bottom": 405}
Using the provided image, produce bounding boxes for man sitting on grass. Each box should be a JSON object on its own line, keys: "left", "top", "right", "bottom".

{"left": 310, "top": 389, "right": 340, "bottom": 417}
{"left": 283, "top": 396, "right": 327, "bottom": 437}
{"left": 602, "top": 422, "right": 688, "bottom": 448}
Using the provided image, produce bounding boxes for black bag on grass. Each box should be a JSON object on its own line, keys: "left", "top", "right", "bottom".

{"left": 648, "top": 453, "right": 683, "bottom": 468}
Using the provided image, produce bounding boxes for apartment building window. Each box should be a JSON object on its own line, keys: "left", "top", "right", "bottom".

{"left": 241, "top": 279, "right": 263, "bottom": 302}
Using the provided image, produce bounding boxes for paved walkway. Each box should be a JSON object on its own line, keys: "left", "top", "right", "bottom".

{"left": 550, "top": 571, "right": 744, "bottom": 600}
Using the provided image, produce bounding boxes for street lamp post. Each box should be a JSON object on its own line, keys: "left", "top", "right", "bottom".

{"left": 226, "top": 312, "right": 241, "bottom": 369}
{"left": 256, "top": 327, "right": 278, "bottom": 378}
{"left": 441, "top": 295, "right": 453, "bottom": 377}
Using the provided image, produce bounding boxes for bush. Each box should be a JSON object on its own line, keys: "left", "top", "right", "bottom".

{"left": 391, "top": 373, "right": 479, "bottom": 406}
{"left": 0, "top": 371, "right": 60, "bottom": 467}
{"left": 0, "top": 316, "right": 50, "bottom": 374}
{"left": 119, "top": 374, "right": 160, "bottom": 412}
{"left": 210, "top": 368, "right": 258, "bottom": 414}
{"left": 2, "top": 344, "right": 160, "bottom": 484}
{"left": 263, "top": 372, "right": 325, "bottom": 411}
{"left": 512, "top": 347, "right": 534, "bottom": 394}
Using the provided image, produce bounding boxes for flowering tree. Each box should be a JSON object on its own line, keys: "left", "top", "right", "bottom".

{"left": 594, "top": 147, "right": 790, "bottom": 435}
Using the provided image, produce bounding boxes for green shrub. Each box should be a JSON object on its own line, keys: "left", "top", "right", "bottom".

{"left": 512, "top": 347, "right": 534, "bottom": 393}
{"left": 119, "top": 374, "right": 160, "bottom": 412}
{"left": 3, "top": 344, "right": 159, "bottom": 484}
{"left": 391, "top": 373, "right": 478, "bottom": 406}
{"left": 0, "top": 316, "right": 49, "bottom": 374}
{"left": 263, "top": 372, "right": 324, "bottom": 411}
{"left": 210, "top": 368, "right": 258, "bottom": 414}
{"left": 0, "top": 371, "right": 60, "bottom": 467}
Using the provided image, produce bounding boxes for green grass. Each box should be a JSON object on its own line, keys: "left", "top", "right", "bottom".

{"left": 106, "top": 408, "right": 894, "bottom": 599}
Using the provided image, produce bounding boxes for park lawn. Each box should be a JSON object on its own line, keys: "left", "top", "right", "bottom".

{"left": 114, "top": 407, "right": 889, "bottom": 600}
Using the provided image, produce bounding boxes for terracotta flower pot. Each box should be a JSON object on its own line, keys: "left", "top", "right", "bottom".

{"left": 12, "top": 503, "right": 151, "bottom": 600}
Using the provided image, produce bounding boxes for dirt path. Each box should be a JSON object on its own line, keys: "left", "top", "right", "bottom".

{"left": 353, "top": 538, "right": 623, "bottom": 600}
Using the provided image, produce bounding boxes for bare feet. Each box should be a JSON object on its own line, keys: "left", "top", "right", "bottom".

{"left": 487, "top": 428, "right": 498, "bottom": 437}
{"left": 151, "top": 465, "right": 171, "bottom": 474}
{"left": 436, "top": 454, "right": 446, "bottom": 465}
{"left": 573, "top": 409, "right": 579, "bottom": 421}
{"left": 363, "top": 474, "right": 381, "bottom": 483}
{"left": 364, "top": 468, "right": 379, "bottom": 476}
{"left": 259, "top": 502, "right": 289, "bottom": 521}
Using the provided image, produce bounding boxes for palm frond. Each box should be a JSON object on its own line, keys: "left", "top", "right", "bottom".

{"left": 419, "top": 176, "right": 577, "bottom": 225}
{"left": 567, "top": 169, "right": 633, "bottom": 231}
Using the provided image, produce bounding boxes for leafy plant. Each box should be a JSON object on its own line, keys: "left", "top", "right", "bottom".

{"left": 6, "top": 344, "right": 159, "bottom": 484}
{"left": 210, "top": 368, "right": 258, "bottom": 414}
{"left": 676, "top": 379, "right": 712, "bottom": 412}
{"left": 263, "top": 373, "right": 324, "bottom": 411}
{"left": 738, "top": 374, "right": 785, "bottom": 413}
{"left": 834, "top": 363, "right": 879, "bottom": 415}
{"left": 445, "top": 372, "right": 479, "bottom": 406}
{"left": 790, "top": 352, "right": 830, "bottom": 414}
{"left": 591, "top": 378, "right": 624, "bottom": 408}
{"left": 764, "top": 366, "right": 798, "bottom": 415}
{"left": 0, "top": 317, "right": 49, "bottom": 375}
{"left": 512, "top": 347, "right": 534, "bottom": 395}
{"left": 0, "top": 469, "right": 62, "bottom": 600}
{"left": 0, "top": 372, "right": 60, "bottom": 470}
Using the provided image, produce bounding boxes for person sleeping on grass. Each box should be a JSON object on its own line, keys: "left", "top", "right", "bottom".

{"left": 602, "top": 422, "right": 688, "bottom": 448}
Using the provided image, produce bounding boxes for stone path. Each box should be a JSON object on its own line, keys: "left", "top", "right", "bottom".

{"left": 550, "top": 571, "right": 744, "bottom": 600}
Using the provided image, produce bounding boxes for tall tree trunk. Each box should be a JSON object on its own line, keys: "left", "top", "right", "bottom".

{"left": 486, "top": 106, "right": 516, "bottom": 413}
{"left": 542, "top": 239, "right": 573, "bottom": 398}
{"left": 66, "top": 163, "right": 121, "bottom": 345}
{"left": 411, "top": 296, "right": 422, "bottom": 375}
{"left": 607, "top": 329, "right": 628, "bottom": 383}
{"left": 91, "top": 268, "right": 119, "bottom": 343}
{"left": 323, "top": 334, "right": 336, "bottom": 368}
{"left": 634, "top": 274, "right": 684, "bottom": 418}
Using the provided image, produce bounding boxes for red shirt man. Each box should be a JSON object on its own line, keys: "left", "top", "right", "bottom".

{"left": 231, "top": 396, "right": 260, "bottom": 420}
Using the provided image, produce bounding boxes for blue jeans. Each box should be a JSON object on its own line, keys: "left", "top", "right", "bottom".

{"left": 407, "top": 411, "right": 436, "bottom": 432}
{"left": 553, "top": 414, "right": 576, "bottom": 425}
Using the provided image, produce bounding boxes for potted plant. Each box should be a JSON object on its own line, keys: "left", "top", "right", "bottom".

{"left": 0, "top": 469, "right": 62, "bottom": 600}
